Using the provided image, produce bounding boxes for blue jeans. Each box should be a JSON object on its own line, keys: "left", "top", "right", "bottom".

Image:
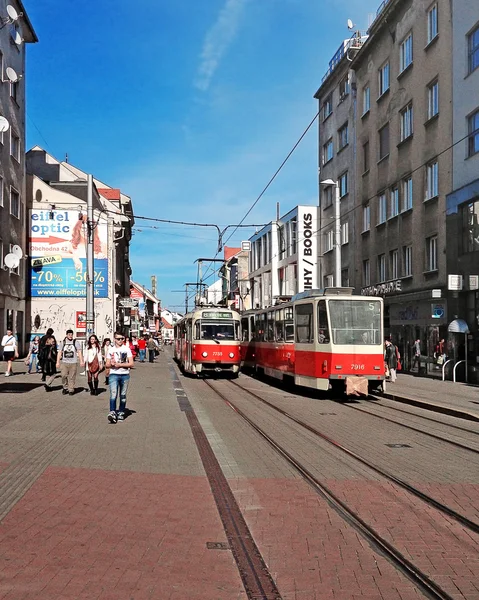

{"left": 29, "top": 353, "right": 39, "bottom": 373}
{"left": 109, "top": 373, "right": 130, "bottom": 413}
{"left": 138, "top": 349, "right": 146, "bottom": 362}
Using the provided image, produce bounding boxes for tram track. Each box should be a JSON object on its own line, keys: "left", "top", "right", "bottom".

{"left": 204, "top": 378, "right": 464, "bottom": 600}
{"left": 223, "top": 378, "right": 479, "bottom": 535}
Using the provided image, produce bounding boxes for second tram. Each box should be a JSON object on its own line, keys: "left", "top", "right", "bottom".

{"left": 174, "top": 307, "right": 241, "bottom": 377}
{"left": 240, "top": 288, "right": 385, "bottom": 395}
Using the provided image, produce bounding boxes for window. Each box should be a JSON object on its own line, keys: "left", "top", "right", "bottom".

{"left": 427, "top": 80, "right": 439, "bottom": 119}
{"left": 339, "top": 75, "right": 349, "bottom": 99}
{"left": 295, "top": 303, "right": 314, "bottom": 343}
{"left": 363, "top": 259, "right": 370, "bottom": 286}
{"left": 341, "top": 221, "right": 349, "bottom": 245}
{"left": 390, "top": 249, "right": 399, "bottom": 279}
{"left": 339, "top": 172, "right": 348, "bottom": 197}
{"left": 463, "top": 199, "right": 479, "bottom": 253}
{"left": 378, "top": 254, "right": 386, "bottom": 282}
{"left": 291, "top": 218, "right": 297, "bottom": 254}
{"left": 378, "top": 123, "right": 390, "bottom": 160}
{"left": 341, "top": 269, "right": 349, "bottom": 287}
{"left": 338, "top": 122, "right": 348, "bottom": 150}
{"left": 10, "top": 80, "right": 18, "bottom": 103}
{"left": 390, "top": 187, "right": 399, "bottom": 217}
{"left": 317, "top": 300, "right": 330, "bottom": 344}
{"left": 324, "top": 229, "right": 334, "bottom": 252}
{"left": 10, "top": 130, "right": 20, "bottom": 161}
{"left": 322, "top": 138, "right": 333, "bottom": 164}
{"left": 402, "top": 176, "right": 413, "bottom": 211}
{"left": 10, "top": 187, "right": 19, "bottom": 219}
{"left": 400, "top": 34, "right": 413, "bottom": 72}
{"left": 378, "top": 193, "right": 387, "bottom": 224}
{"left": 427, "top": 4, "right": 438, "bottom": 43}
{"left": 403, "top": 245, "right": 413, "bottom": 276}
{"left": 363, "top": 141, "right": 370, "bottom": 173}
{"left": 8, "top": 244, "right": 19, "bottom": 275}
{"left": 363, "top": 204, "right": 371, "bottom": 231}
{"left": 362, "top": 85, "right": 370, "bottom": 115}
{"left": 426, "top": 160, "right": 438, "bottom": 200}
{"left": 468, "top": 24, "right": 479, "bottom": 75}
{"left": 426, "top": 235, "right": 438, "bottom": 271}
{"left": 0, "top": 176, "right": 3, "bottom": 207}
{"left": 323, "top": 185, "right": 333, "bottom": 208}
{"left": 468, "top": 109, "right": 479, "bottom": 157}
{"left": 400, "top": 103, "right": 413, "bottom": 141}
{"left": 321, "top": 94, "right": 333, "bottom": 121}
{"left": 324, "top": 274, "right": 334, "bottom": 287}
{"left": 378, "top": 62, "right": 390, "bottom": 96}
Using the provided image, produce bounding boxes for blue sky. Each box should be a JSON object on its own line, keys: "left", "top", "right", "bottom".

{"left": 26, "top": 0, "right": 380, "bottom": 311}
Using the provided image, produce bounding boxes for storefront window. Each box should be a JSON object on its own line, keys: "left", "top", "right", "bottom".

{"left": 463, "top": 200, "right": 479, "bottom": 253}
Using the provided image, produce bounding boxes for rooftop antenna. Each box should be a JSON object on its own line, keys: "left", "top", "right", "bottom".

{"left": 5, "top": 67, "right": 21, "bottom": 83}
{"left": 347, "top": 18, "right": 355, "bottom": 30}
{"left": 65, "top": 152, "right": 69, "bottom": 163}
{"left": 0, "top": 5, "right": 23, "bottom": 28}
{"left": 0, "top": 116, "right": 10, "bottom": 134}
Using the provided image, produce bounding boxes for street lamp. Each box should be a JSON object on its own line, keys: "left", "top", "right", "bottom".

{"left": 320, "top": 179, "right": 341, "bottom": 288}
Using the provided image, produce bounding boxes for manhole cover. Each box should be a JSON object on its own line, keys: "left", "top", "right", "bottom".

{"left": 385, "top": 443, "right": 412, "bottom": 448}
{"left": 206, "top": 542, "right": 230, "bottom": 550}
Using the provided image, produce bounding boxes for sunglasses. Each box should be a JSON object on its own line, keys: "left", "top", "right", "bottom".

{"left": 115, "top": 336, "right": 125, "bottom": 341}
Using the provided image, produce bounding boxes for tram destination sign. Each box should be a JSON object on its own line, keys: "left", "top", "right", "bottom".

{"left": 201, "top": 311, "right": 232, "bottom": 319}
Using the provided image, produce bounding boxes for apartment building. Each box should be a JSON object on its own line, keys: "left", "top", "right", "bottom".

{"left": 350, "top": 0, "right": 453, "bottom": 370}
{"left": 0, "top": 1, "right": 36, "bottom": 348}
{"left": 314, "top": 31, "right": 367, "bottom": 288}
{"left": 445, "top": 0, "right": 479, "bottom": 359}
{"left": 248, "top": 205, "right": 318, "bottom": 309}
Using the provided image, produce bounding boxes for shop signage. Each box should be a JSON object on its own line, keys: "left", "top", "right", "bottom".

{"left": 448, "top": 274, "right": 463, "bottom": 291}
{"left": 119, "top": 298, "right": 139, "bottom": 308}
{"left": 431, "top": 303, "right": 445, "bottom": 319}
{"left": 76, "top": 311, "right": 86, "bottom": 329}
{"left": 297, "top": 206, "right": 318, "bottom": 293}
{"left": 469, "top": 275, "right": 479, "bottom": 290}
{"left": 241, "top": 241, "right": 251, "bottom": 251}
{"left": 361, "top": 279, "right": 402, "bottom": 296}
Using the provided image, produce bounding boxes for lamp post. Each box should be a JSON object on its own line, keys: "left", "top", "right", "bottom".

{"left": 320, "top": 179, "right": 341, "bottom": 287}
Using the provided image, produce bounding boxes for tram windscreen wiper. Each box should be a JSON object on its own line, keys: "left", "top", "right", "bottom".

{"left": 213, "top": 339, "right": 221, "bottom": 344}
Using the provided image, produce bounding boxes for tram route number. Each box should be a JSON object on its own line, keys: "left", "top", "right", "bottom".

{"left": 351, "top": 363, "right": 365, "bottom": 370}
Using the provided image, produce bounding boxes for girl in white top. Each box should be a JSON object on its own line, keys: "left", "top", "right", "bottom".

{"left": 1, "top": 328, "right": 18, "bottom": 377}
{"left": 85, "top": 334, "right": 104, "bottom": 395}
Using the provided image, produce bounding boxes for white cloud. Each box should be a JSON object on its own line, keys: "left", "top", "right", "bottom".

{"left": 195, "top": 0, "right": 248, "bottom": 92}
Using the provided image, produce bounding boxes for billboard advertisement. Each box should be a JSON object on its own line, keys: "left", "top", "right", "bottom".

{"left": 30, "top": 209, "right": 109, "bottom": 297}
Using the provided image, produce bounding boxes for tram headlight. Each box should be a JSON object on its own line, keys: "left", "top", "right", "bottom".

{"left": 229, "top": 352, "right": 234, "bottom": 358}
{"left": 202, "top": 351, "right": 208, "bottom": 358}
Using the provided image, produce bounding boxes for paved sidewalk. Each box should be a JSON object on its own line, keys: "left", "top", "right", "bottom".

{"left": 383, "top": 373, "right": 479, "bottom": 421}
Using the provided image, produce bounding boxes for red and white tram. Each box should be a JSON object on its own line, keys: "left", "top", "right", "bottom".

{"left": 174, "top": 307, "right": 241, "bottom": 377}
{"left": 240, "top": 288, "right": 385, "bottom": 395}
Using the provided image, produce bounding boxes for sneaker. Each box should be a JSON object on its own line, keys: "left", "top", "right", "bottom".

{"left": 68, "top": 391, "right": 74, "bottom": 396}
{"left": 117, "top": 412, "right": 125, "bottom": 421}
{"left": 107, "top": 411, "right": 117, "bottom": 424}
{"left": 4, "top": 372, "right": 9, "bottom": 377}
{"left": 62, "top": 389, "right": 69, "bottom": 395}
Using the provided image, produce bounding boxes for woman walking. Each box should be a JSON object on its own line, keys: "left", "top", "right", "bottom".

{"left": 41, "top": 335, "right": 58, "bottom": 391}
{"left": 85, "top": 334, "right": 103, "bottom": 395}
{"left": 384, "top": 339, "right": 399, "bottom": 383}
{"left": 25, "top": 336, "right": 41, "bottom": 374}
{"left": 1, "top": 328, "right": 18, "bottom": 377}
{"left": 101, "top": 338, "right": 111, "bottom": 385}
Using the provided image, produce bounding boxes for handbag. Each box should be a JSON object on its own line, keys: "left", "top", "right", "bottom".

{"left": 397, "top": 359, "right": 402, "bottom": 371}
{"left": 88, "top": 354, "right": 100, "bottom": 373}
{"left": 437, "top": 355, "right": 444, "bottom": 366}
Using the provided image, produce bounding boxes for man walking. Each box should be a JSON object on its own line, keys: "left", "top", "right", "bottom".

{"left": 412, "top": 338, "right": 421, "bottom": 370}
{"left": 57, "top": 329, "right": 84, "bottom": 395}
{"left": 137, "top": 335, "right": 147, "bottom": 362}
{"left": 105, "top": 332, "right": 134, "bottom": 423}
{"left": 147, "top": 336, "right": 157, "bottom": 363}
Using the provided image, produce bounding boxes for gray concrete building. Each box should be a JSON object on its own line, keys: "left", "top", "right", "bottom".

{"left": 314, "top": 32, "right": 367, "bottom": 289}
{"left": 0, "top": 1, "right": 36, "bottom": 350}
{"left": 445, "top": 0, "right": 479, "bottom": 361}
{"left": 350, "top": 0, "right": 454, "bottom": 372}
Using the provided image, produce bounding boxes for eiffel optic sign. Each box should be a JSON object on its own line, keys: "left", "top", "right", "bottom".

{"left": 361, "top": 279, "right": 402, "bottom": 296}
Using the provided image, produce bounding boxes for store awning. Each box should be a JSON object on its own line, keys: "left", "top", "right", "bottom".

{"left": 447, "top": 319, "right": 470, "bottom": 334}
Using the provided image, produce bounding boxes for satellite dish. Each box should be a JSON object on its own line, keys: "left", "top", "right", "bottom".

{"left": 12, "top": 245, "right": 23, "bottom": 258}
{"left": 6, "top": 5, "right": 20, "bottom": 21}
{"left": 6, "top": 67, "right": 20, "bottom": 83}
{"left": 0, "top": 116, "right": 10, "bottom": 133}
{"left": 347, "top": 18, "right": 355, "bottom": 30}
{"left": 13, "top": 30, "right": 22, "bottom": 45}
{"left": 4, "top": 253, "right": 19, "bottom": 269}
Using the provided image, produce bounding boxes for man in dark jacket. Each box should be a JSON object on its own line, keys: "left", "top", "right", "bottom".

{"left": 38, "top": 328, "right": 54, "bottom": 382}
{"left": 384, "top": 339, "right": 398, "bottom": 382}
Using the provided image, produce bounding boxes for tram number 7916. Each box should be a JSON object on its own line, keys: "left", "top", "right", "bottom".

{"left": 351, "top": 363, "right": 365, "bottom": 370}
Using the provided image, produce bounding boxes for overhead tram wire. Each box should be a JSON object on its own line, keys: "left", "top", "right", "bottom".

{"left": 184, "top": 128, "right": 474, "bottom": 299}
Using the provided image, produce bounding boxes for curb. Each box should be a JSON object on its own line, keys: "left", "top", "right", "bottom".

{"left": 373, "top": 392, "right": 479, "bottom": 423}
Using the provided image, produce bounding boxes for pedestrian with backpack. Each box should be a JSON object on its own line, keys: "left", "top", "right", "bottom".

{"left": 56, "top": 329, "right": 84, "bottom": 395}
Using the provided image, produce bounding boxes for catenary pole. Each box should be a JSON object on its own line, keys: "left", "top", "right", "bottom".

{"left": 86, "top": 174, "right": 95, "bottom": 335}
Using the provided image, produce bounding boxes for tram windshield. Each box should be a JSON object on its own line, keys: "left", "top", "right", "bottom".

{"left": 328, "top": 300, "right": 381, "bottom": 345}
{"left": 195, "top": 321, "right": 239, "bottom": 341}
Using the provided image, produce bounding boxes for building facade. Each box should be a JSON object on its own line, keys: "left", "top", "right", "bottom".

{"left": 350, "top": 0, "right": 454, "bottom": 371}
{"left": 445, "top": 0, "right": 479, "bottom": 361}
{"left": 0, "top": 1, "right": 36, "bottom": 350}
{"left": 248, "top": 205, "right": 318, "bottom": 309}
{"left": 314, "top": 31, "right": 367, "bottom": 289}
